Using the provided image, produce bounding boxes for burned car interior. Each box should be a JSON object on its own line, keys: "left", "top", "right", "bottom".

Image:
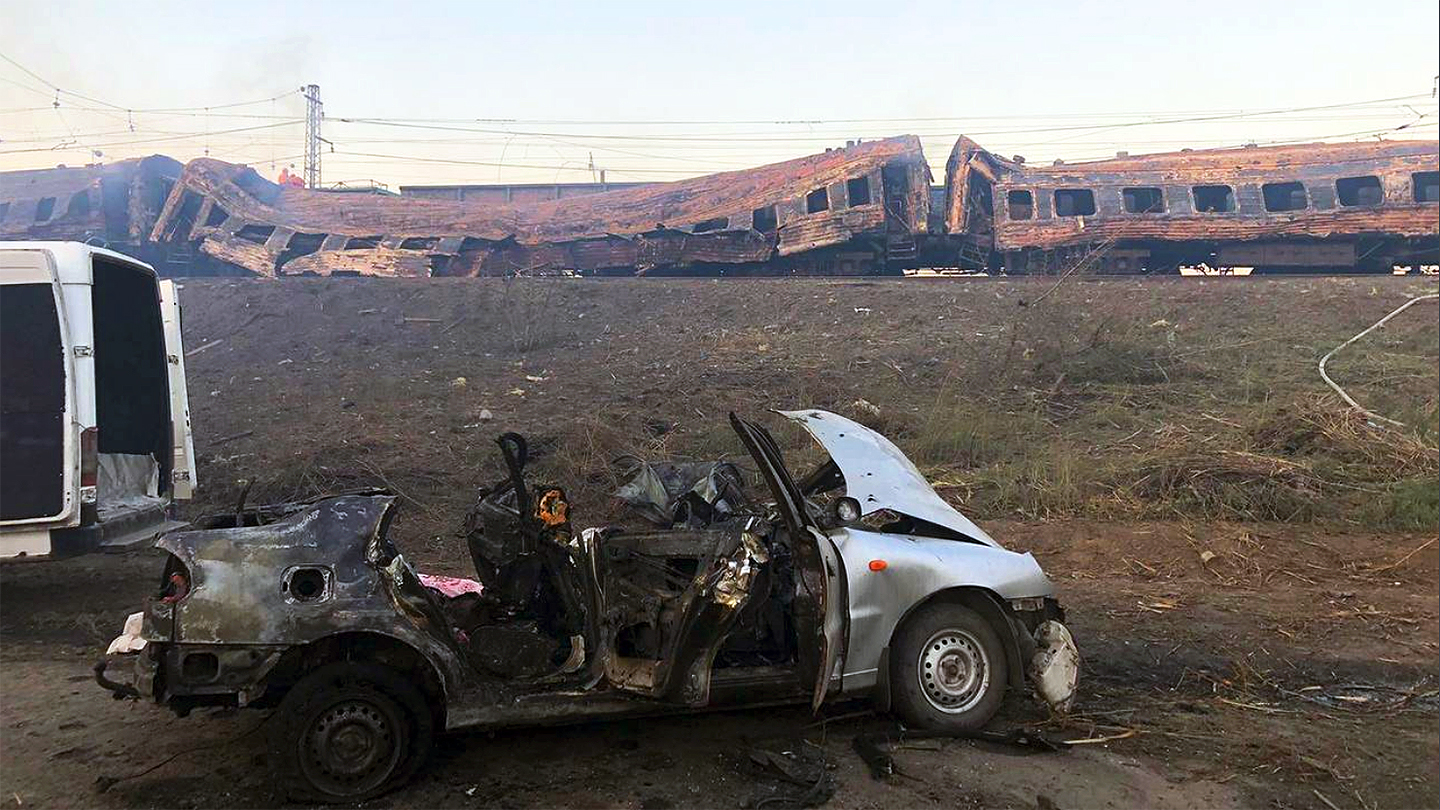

{"left": 438, "top": 420, "right": 812, "bottom": 705}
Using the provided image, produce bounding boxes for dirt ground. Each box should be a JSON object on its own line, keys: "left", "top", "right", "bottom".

{"left": 2, "top": 275, "right": 1437, "bottom": 809}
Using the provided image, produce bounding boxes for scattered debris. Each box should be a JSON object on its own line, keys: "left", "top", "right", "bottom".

{"left": 185, "top": 338, "right": 224, "bottom": 357}
{"left": 851, "top": 399, "right": 881, "bottom": 417}
{"left": 745, "top": 742, "right": 836, "bottom": 809}
{"left": 210, "top": 429, "right": 254, "bottom": 446}
{"left": 854, "top": 725, "right": 1068, "bottom": 780}
{"left": 417, "top": 573, "right": 484, "bottom": 598}
{"left": 612, "top": 458, "right": 750, "bottom": 527}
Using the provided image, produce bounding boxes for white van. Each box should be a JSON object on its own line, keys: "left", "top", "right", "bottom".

{"left": 1, "top": 242, "right": 195, "bottom": 559}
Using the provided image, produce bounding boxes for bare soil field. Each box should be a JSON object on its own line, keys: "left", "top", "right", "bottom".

{"left": 3, "top": 275, "right": 1437, "bottom": 809}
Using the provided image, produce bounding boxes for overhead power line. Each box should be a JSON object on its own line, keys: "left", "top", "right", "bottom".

{"left": 324, "top": 93, "right": 1436, "bottom": 144}
{"left": 0, "top": 120, "right": 303, "bottom": 155}
{"left": 324, "top": 93, "right": 1435, "bottom": 127}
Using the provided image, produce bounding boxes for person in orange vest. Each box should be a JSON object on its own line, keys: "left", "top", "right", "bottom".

{"left": 278, "top": 166, "right": 292, "bottom": 185}
{"left": 286, "top": 165, "right": 305, "bottom": 188}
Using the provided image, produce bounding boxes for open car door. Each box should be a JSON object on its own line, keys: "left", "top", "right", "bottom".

{"left": 158, "top": 280, "right": 195, "bottom": 500}
{"left": 728, "top": 413, "right": 847, "bottom": 711}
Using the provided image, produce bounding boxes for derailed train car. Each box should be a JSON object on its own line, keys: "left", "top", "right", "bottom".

{"left": 0, "top": 156, "right": 182, "bottom": 268}
{"left": 5, "top": 134, "right": 1435, "bottom": 277}
{"left": 942, "top": 138, "right": 1440, "bottom": 274}
{"left": 145, "top": 136, "right": 931, "bottom": 277}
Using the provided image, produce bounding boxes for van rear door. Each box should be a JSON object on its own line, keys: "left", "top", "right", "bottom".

{"left": 158, "top": 280, "right": 195, "bottom": 499}
{"left": 0, "top": 250, "right": 74, "bottom": 529}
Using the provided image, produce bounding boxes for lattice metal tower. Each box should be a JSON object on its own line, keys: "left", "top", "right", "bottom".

{"left": 303, "top": 84, "right": 323, "bottom": 189}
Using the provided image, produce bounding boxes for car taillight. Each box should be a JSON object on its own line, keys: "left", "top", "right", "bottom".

{"left": 160, "top": 554, "right": 191, "bottom": 603}
{"left": 80, "top": 427, "right": 99, "bottom": 489}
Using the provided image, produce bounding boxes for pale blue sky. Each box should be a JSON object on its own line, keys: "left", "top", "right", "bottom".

{"left": 2, "top": 0, "right": 1436, "bottom": 187}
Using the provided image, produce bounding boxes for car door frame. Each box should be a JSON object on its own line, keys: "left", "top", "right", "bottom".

{"left": 728, "top": 413, "right": 848, "bottom": 710}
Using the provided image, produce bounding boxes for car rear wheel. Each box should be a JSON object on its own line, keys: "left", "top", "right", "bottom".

{"left": 268, "top": 662, "right": 433, "bottom": 803}
{"left": 890, "top": 602, "right": 1007, "bottom": 732}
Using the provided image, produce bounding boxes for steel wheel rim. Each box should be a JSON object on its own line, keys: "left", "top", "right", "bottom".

{"left": 917, "top": 628, "right": 990, "bottom": 714}
{"left": 300, "top": 697, "right": 401, "bottom": 796}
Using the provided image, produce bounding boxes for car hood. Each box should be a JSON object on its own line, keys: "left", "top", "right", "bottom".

{"left": 779, "top": 409, "right": 1000, "bottom": 548}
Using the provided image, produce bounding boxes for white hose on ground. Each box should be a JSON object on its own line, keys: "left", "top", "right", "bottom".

{"left": 1318, "top": 292, "right": 1439, "bottom": 428}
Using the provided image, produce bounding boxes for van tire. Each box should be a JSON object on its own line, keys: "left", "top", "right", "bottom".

{"left": 890, "top": 602, "right": 1008, "bottom": 733}
{"left": 267, "top": 662, "right": 432, "bottom": 803}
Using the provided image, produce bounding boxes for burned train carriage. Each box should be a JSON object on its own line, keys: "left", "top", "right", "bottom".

{"left": 0, "top": 155, "right": 181, "bottom": 268}
{"left": 944, "top": 138, "right": 1440, "bottom": 274}
{"left": 146, "top": 137, "right": 931, "bottom": 277}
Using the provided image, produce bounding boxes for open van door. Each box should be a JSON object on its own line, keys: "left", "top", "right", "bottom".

{"left": 158, "top": 280, "right": 195, "bottom": 500}
{"left": 728, "top": 413, "right": 847, "bottom": 711}
{"left": 0, "top": 250, "right": 74, "bottom": 551}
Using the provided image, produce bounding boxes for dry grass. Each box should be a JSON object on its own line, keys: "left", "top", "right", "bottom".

{"left": 182, "top": 276, "right": 1438, "bottom": 538}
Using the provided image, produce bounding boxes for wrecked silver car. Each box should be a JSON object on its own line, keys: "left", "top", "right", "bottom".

{"left": 97, "top": 410, "right": 1078, "bottom": 802}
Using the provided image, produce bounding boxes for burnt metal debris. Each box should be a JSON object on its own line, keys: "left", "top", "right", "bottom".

{"left": 4, "top": 135, "right": 1436, "bottom": 276}
{"left": 612, "top": 457, "right": 751, "bottom": 528}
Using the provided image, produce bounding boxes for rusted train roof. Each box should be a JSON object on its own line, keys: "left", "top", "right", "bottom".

{"left": 159, "top": 135, "right": 923, "bottom": 241}
{"left": 989, "top": 139, "right": 1437, "bottom": 178}
{"left": 148, "top": 136, "right": 929, "bottom": 276}
{"left": 944, "top": 138, "right": 1439, "bottom": 251}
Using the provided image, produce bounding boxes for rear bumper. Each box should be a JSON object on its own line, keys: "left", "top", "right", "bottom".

{"left": 95, "top": 649, "right": 160, "bottom": 701}
{"left": 0, "top": 527, "right": 56, "bottom": 560}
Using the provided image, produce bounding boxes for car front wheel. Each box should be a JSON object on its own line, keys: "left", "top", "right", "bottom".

{"left": 890, "top": 602, "right": 1008, "bottom": 732}
{"left": 268, "top": 662, "right": 433, "bottom": 803}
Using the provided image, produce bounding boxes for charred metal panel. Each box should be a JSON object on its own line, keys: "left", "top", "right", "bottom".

{"left": 777, "top": 205, "right": 887, "bottom": 256}
{"left": 156, "top": 494, "right": 469, "bottom": 696}
{"left": 280, "top": 248, "right": 435, "bottom": 277}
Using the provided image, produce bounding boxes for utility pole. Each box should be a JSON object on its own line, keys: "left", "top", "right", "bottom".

{"left": 303, "top": 84, "right": 323, "bottom": 189}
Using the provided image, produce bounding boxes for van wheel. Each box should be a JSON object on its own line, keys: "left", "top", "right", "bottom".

{"left": 890, "top": 602, "right": 1007, "bottom": 732}
{"left": 268, "top": 662, "right": 432, "bottom": 803}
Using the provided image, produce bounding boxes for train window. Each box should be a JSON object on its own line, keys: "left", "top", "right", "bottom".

{"left": 34, "top": 197, "right": 56, "bottom": 221}
{"left": 1192, "top": 185, "right": 1235, "bottom": 213}
{"left": 1262, "top": 182, "right": 1308, "bottom": 212}
{"left": 66, "top": 191, "right": 91, "bottom": 218}
{"left": 751, "top": 205, "right": 778, "bottom": 232}
{"left": 236, "top": 224, "right": 276, "bottom": 244}
{"left": 204, "top": 204, "right": 230, "bottom": 227}
{"left": 1336, "top": 176, "right": 1382, "bottom": 207}
{"left": 1122, "top": 187, "right": 1164, "bottom": 214}
{"left": 806, "top": 187, "right": 829, "bottom": 214}
{"left": 1053, "top": 189, "right": 1096, "bottom": 217}
{"left": 691, "top": 216, "right": 728, "bottom": 233}
{"left": 1412, "top": 172, "right": 1439, "bottom": 203}
{"left": 1007, "top": 190, "right": 1033, "bottom": 220}
{"left": 846, "top": 177, "right": 871, "bottom": 206}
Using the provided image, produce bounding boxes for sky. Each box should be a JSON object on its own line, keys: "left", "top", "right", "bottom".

{"left": 2, "top": 0, "right": 1437, "bottom": 189}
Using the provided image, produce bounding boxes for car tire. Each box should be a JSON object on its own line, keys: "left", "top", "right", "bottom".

{"left": 890, "top": 602, "right": 1008, "bottom": 733}
{"left": 267, "top": 662, "right": 433, "bottom": 803}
